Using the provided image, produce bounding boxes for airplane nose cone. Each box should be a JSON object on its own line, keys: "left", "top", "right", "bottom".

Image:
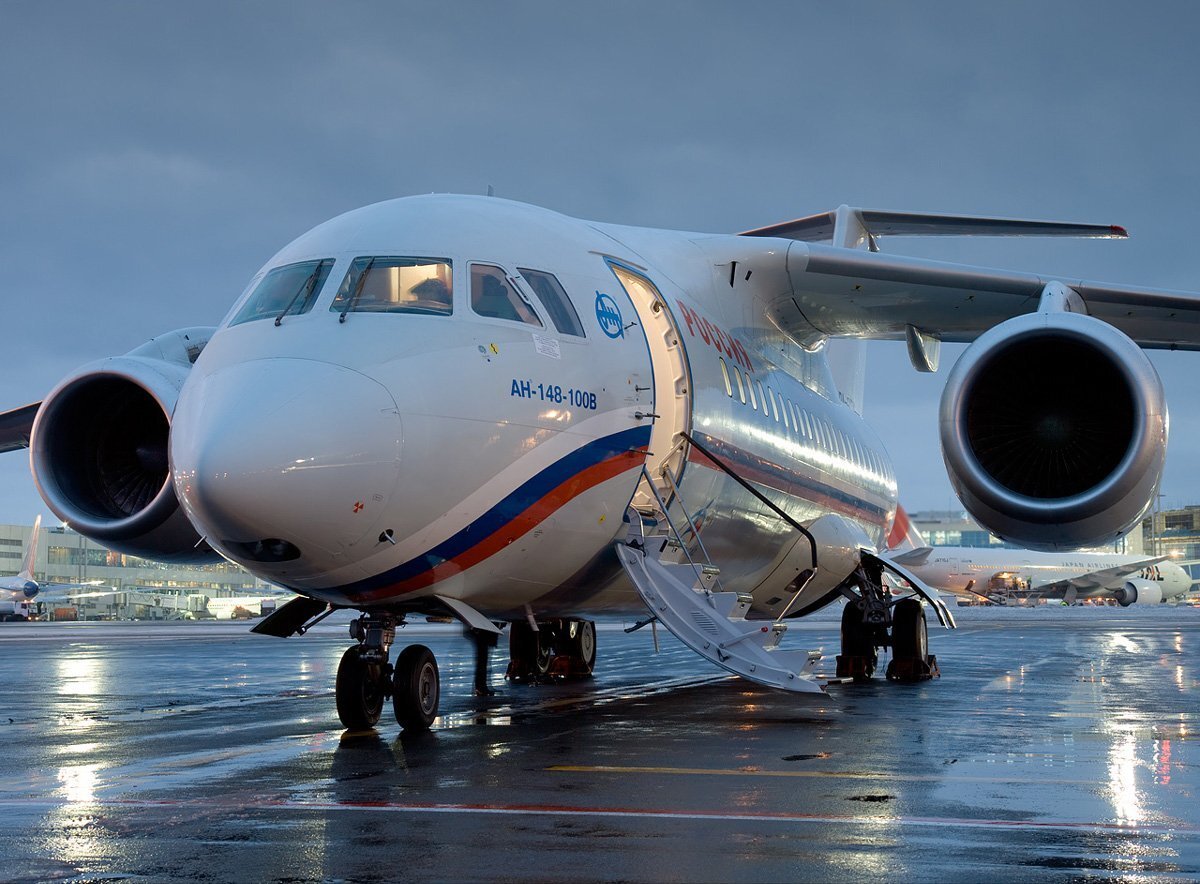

{"left": 171, "top": 359, "right": 401, "bottom": 569}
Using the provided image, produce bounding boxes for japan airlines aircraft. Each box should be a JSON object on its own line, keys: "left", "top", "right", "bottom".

{"left": 884, "top": 508, "right": 1192, "bottom": 605}
{"left": 2, "top": 194, "right": 1198, "bottom": 730}
{"left": 0, "top": 515, "right": 113, "bottom": 620}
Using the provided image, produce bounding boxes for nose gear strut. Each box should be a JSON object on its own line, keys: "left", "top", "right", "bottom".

{"left": 335, "top": 612, "right": 442, "bottom": 731}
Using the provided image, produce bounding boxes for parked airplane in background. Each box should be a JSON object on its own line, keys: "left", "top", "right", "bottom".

{"left": 0, "top": 515, "right": 113, "bottom": 620}
{"left": 2, "top": 194, "right": 1199, "bottom": 730}
{"left": 884, "top": 508, "right": 1192, "bottom": 606}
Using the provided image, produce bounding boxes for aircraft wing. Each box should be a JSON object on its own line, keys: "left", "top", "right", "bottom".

{"left": 1058, "top": 556, "right": 1169, "bottom": 592}
{"left": 0, "top": 402, "right": 38, "bottom": 454}
{"left": 774, "top": 245, "right": 1200, "bottom": 349}
{"left": 975, "top": 556, "right": 1167, "bottom": 599}
{"left": 743, "top": 210, "right": 1200, "bottom": 349}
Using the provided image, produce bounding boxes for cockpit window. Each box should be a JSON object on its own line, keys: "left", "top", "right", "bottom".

{"left": 329, "top": 257, "right": 453, "bottom": 316}
{"left": 230, "top": 259, "right": 335, "bottom": 326}
{"left": 471, "top": 264, "right": 543, "bottom": 327}
{"left": 517, "top": 268, "right": 585, "bottom": 337}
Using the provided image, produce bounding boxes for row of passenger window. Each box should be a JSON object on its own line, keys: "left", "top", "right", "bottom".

{"left": 718, "top": 357, "right": 890, "bottom": 484}
{"left": 231, "top": 256, "right": 586, "bottom": 337}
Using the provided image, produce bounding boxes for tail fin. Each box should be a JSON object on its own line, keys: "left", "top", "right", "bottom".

{"left": 19, "top": 515, "right": 41, "bottom": 579}
{"left": 886, "top": 506, "right": 927, "bottom": 552}
{"left": 886, "top": 507, "right": 935, "bottom": 566}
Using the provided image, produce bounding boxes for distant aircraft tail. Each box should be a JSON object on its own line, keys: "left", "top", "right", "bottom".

{"left": 886, "top": 506, "right": 926, "bottom": 552}
{"left": 19, "top": 514, "right": 41, "bottom": 580}
{"left": 885, "top": 506, "right": 935, "bottom": 565}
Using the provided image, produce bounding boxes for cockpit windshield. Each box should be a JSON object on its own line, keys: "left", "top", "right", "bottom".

{"left": 229, "top": 259, "right": 335, "bottom": 326}
{"left": 330, "top": 257, "right": 453, "bottom": 316}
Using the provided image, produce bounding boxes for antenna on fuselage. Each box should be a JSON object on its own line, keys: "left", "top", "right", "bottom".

{"left": 486, "top": 184, "right": 495, "bottom": 197}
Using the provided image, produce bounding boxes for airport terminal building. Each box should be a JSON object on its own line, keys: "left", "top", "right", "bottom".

{"left": 0, "top": 520, "right": 278, "bottom": 619}
{"left": 909, "top": 510, "right": 1146, "bottom": 555}
{"left": 911, "top": 505, "right": 1200, "bottom": 584}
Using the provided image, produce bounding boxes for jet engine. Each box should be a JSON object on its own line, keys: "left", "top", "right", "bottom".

{"left": 940, "top": 311, "right": 1166, "bottom": 551}
{"left": 30, "top": 328, "right": 219, "bottom": 562}
{"left": 1116, "top": 578, "right": 1164, "bottom": 606}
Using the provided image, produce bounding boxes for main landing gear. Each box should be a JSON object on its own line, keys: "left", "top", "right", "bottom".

{"left": 836, "top": 569, "right": 939, "bottom": 683}
{"left": 506, "top": 618, "right": 597, "bottom": 682}
{"left": 335, "top": 613, "right": 440, "bottom": 732}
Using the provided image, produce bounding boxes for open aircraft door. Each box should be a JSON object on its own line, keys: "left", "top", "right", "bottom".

{"left": 606, "top": 262, "right": 692, "bottom": 508}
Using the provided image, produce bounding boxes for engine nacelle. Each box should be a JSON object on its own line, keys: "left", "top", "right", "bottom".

{"left": 1117, "top": 578, "right": 1164, "bottom": 606}
{"left": 940, "top": 311, "right": 1166, "bottom": 551}
{"left": 30, "top": 328, "right": 219, "bottom": 563}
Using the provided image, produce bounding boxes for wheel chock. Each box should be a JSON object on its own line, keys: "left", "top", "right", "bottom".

{"left": 886, "top": 653, "right": 939, "bottom": 682}
{"left": 835, "top": 654, "right": 874, "bottom": 680}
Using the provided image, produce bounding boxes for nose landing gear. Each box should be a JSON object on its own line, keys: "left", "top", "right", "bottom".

{"left": 335, "top": 613, "right": 441, "bottom": 732}
{"left": 393, "top": 644, "right": 440, "bottom": 730}
{"left": 335, "top": 644, "right": 389, "bottom": 729}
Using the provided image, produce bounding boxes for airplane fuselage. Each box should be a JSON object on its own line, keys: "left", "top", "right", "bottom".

{"left": 171, "top": 195, "right": 897, "bottom": 620}
{"left": 908, "top": 547, "right": 1191, "bottom": 603}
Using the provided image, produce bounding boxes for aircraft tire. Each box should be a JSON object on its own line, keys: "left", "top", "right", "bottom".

{"left": 840, "top": 602, "right": 878, "bottom": 681}
{"left": 393, "top": 644, "right": 439, "bottom": 731}
{"left": 335, "top": 646, "right": 386, "bottom": 730}
{"left": 561, "top": 619, "right": 596, "bottom": 678}
{"left": 890, "top": 598, "right": 928, "bottom": 661}
{"left": 507, "top": 621, "right": 551, "bottom": 681}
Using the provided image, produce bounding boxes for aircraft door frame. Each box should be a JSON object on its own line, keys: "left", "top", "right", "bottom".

{"left": 605, "top": 260, "right": 693, "bottom": 507}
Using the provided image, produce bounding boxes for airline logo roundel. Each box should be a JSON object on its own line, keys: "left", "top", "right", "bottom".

{"left": 595, "top": 292, "right": 624, "bottom": 339}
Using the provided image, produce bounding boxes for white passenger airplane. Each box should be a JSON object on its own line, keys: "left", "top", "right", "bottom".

{"left": 1, "top": 194, "right": 1198, "bottom": 730}
{"left": 884, "top": 508, "right": 1192, "bottom": 606}
{"left": 0, "top": 515, "right": 113, "bottom": 620}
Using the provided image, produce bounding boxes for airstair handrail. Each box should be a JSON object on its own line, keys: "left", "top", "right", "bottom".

{"left": 660, "top": 467, "right": 721, "bottom": 578}
{"left": 635, "top": 465, "right": 718, "bottom": 594}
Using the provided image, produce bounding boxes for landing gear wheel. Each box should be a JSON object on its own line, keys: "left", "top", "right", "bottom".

{"left": 886, "top": 598, "right": 938, "bottom": 682}
{"left": 393, "top": 644, "right": 440, "bottom": 731}
{"left": 836, "top": 602, "right": 878, "bottom": 682}
{"left": 506, "top": 621, "right": 551, "bottom": 681}
{"left": 890, "top": 598, "right": 928, "bottom": 659}
{"left": 559, "top": 619, "right": 597, "bottom": 678}
{"left": 336, "top": 646, "right": 386, "bottom": 730}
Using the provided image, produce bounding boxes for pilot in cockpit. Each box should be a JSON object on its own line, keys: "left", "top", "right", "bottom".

{"left": 408, "top": 277, "right": 452, "bottom": 313}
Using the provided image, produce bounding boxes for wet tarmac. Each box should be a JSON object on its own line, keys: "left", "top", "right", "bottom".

{"left": 0, "top": 604, "right": 1196, "bottom": 883}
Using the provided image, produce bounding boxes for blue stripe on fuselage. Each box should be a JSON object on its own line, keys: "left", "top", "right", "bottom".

{"left": 336, "top": 425, "right": 652, "bottom": 597}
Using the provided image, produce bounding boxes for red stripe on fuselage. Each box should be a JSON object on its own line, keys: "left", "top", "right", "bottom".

{"left": 348, "top": 447, "right": 647, "bottom": 603}
{"left": 685, "top": 445, "right": 886, "bottom": 529}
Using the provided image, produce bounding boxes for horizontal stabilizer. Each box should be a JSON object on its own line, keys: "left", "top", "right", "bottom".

{"left": 889, "top": 546, "right": 934, "bottom": 566}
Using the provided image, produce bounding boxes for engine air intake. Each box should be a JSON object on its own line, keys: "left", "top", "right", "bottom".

{"left": 964, "top": 334, "right": 1135, "bottom": 500}
{"left": 940, "top": 311, "right": 1166, "bottom": 550}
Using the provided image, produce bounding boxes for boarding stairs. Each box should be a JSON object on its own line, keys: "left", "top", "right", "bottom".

{"left": 616, "top": 456, "right": 825, "bottom": 694}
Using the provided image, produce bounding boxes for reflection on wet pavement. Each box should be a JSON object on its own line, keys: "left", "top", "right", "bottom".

{"left": 0, "top": 606, "right": 1195, "bottom": 881}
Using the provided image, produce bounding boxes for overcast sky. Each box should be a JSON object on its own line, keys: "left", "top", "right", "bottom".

{"left": 2, "top": 1, "right": 1199, "bottom": 527}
